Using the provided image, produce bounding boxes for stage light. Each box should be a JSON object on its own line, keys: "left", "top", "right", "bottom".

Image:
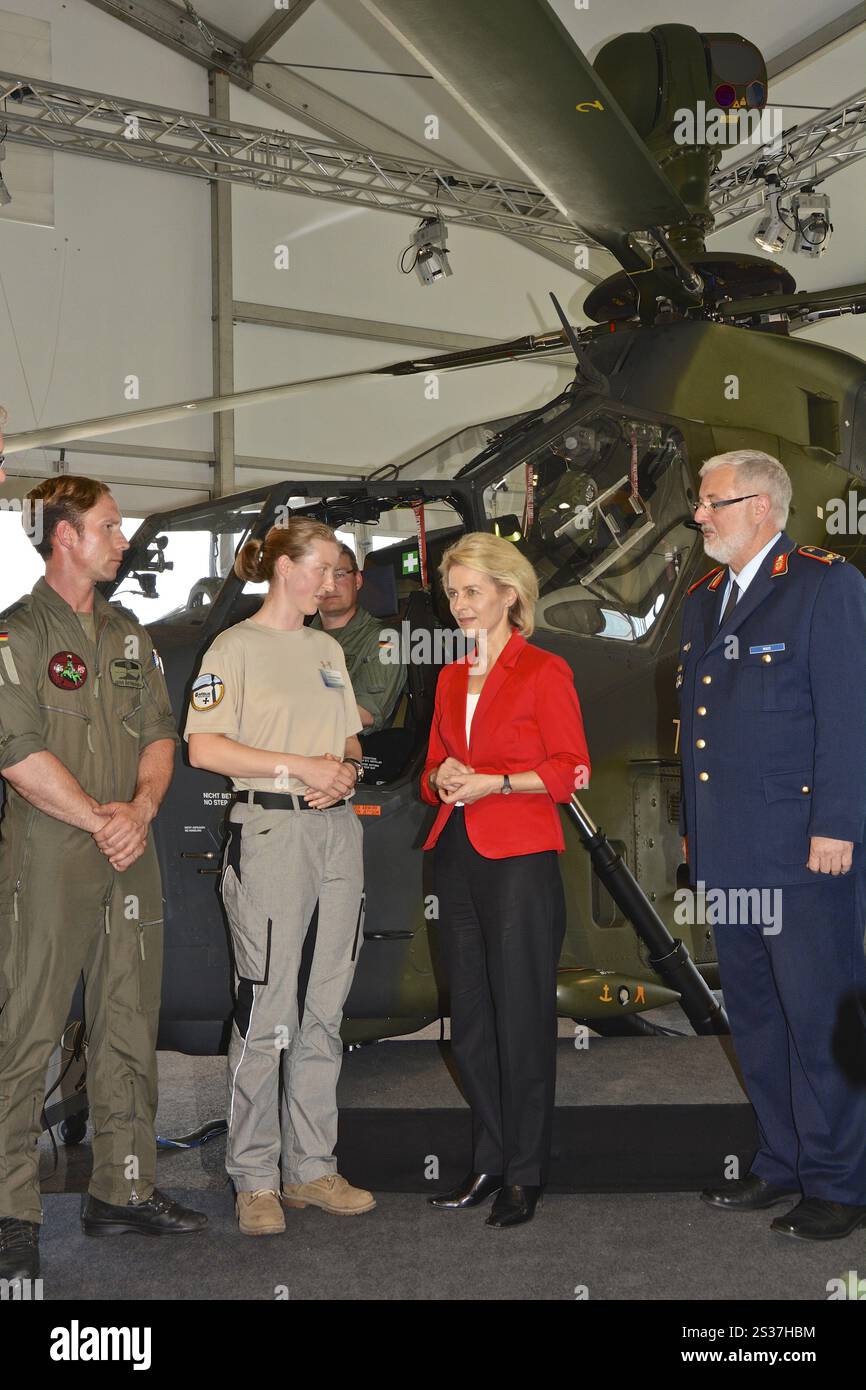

{"left": 752, "top": 190, "right": 791, "bottom": 254}
{"left": 791, "top": 188, "right": 833, "bottom": 258}
{"left": 407, "top": 216, "right": 453, "bottom": 285}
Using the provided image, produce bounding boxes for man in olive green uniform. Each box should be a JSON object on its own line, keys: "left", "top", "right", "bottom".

{"left": 0, "top": 477, "right": 205, "bottom": 1284}
{"left": 313, "top": 545, "right": 406, "bottom": 733}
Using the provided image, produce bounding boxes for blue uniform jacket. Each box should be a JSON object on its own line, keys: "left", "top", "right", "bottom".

{"left": 677, "top": 533, "right": 866, "bottom": 888}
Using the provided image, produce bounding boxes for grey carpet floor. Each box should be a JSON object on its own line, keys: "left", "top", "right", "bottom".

{"left": 37, "top": 1188, "right": 859, "bottom": 1301}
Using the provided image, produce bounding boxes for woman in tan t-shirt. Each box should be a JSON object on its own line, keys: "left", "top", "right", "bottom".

{"left": 185, "top": 518, "right": 374, "bottom": 1234}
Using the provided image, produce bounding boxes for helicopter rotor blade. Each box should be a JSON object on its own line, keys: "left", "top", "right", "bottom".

{"left": 720, "top": 281, "right": 866, "bottom": 324}
{"left": 359, "top": 0, "right": 689, "bottom": 260}
{"left": 3, "top": 332, "right": 571, "bottom": 456}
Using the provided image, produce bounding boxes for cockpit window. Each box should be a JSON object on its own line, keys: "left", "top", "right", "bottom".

{"left": 483, "top": 411, "right": 695, "bottom": 642}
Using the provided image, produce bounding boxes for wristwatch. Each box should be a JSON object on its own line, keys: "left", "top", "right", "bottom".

{"left": 501, "top": 774, "right": 513, "bottom": 796}
{"left": 343, "top": 757, "right": 364, "bottom": 783}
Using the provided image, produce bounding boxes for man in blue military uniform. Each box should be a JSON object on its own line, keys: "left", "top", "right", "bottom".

{"left": 678, "top": 449, "right": 866, "bottom": 1241}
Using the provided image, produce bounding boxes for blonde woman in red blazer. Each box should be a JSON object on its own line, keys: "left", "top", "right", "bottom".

{"left": 420, "top": 533, "right": 590, "bottom": 1228}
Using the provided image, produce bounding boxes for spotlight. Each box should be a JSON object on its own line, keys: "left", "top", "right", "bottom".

{"left": 791, "top": 188, "right": 832, "bottom": 258}
{"left": 752, "top": 189, "right": 791, "bottom": 254}
{"left": 407, "top": 216, "right": 452, "bottom": 285}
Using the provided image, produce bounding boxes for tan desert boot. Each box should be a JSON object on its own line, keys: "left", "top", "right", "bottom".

{"left": 236, "top": 1189, "right": 285, "bottom": 1235}
{"left": 281, "top": 1174, "right": 376, "bottom": 1216}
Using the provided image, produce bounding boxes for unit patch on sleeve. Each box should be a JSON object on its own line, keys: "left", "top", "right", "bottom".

{"left": 190, "top": 673, "right": 225, "bottom": 710}
{"left": 109, "top": 658, "right": 144, "bottom": 688}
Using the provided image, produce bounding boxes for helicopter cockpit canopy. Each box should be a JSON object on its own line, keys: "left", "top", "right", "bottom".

{"left": 480, "top": 408, "right": 696, "bottom": 644}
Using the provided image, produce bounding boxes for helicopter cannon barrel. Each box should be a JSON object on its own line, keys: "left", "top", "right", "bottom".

{"left": 567, "top": 796, "right": 729, "bottom": 1036}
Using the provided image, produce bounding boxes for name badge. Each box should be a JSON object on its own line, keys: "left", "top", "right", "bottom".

{"left": 748, "top": 643, "right": 785, "bottom": 655}
{"left": 319, "top": 666, "right": 345, "bottom": 689}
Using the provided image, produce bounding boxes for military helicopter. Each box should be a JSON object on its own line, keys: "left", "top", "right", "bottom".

{"left": 5, "top": 8, "right": 866, "bottom": 1106}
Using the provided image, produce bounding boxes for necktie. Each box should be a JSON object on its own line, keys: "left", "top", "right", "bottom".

{"left": 719, "top": 576, "right": 740, "bottom": 627}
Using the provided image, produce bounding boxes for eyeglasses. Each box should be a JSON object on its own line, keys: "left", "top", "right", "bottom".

{"left": 333, "top": 567, "right": 358, "bottom": 581}
{"left": 693, "top": 494, "right": 760, "bottom": 514}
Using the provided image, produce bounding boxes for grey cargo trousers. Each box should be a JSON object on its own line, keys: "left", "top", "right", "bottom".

{"left": 221, "top": 798, "right": 364, "bottom": 1190}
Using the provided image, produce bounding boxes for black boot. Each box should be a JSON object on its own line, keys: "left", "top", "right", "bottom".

{"left": 0, "top": 1217, "right": 39, "bottom": 1280}
{"left": 428, "top": 1172, "right": 504, "bottom": 1210}
{"left": 81, "top": 1189, "right": 208, "bottom": 1236}
{"left": 485, "top": 1184, "right": 542, "bottom": 1228}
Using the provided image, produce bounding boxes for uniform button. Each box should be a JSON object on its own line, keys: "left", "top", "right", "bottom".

{"left": 697, "top": 706, "right": 707, "bottom": 716}
{"left": 695, "top": 739, "right": 706, "bottom": 749}
{"left": 702, "top": 675, "right": 712, "bottom": 684}
{"left": 762, "top": 654, "right": 772, "bottom": 664}
{"left": 699, "top": 772, "right": 710, "bottom": 782}
{"left": 801, "top": 785, "right": 810, "bottom": 794}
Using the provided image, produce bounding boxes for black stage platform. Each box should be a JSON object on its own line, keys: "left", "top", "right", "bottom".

{"left": 333, "top": 1037, "right": 758, "bottom": 1193}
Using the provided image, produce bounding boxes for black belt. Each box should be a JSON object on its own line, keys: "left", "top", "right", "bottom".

{"left": 236, "top": 790, "right": 346, "bottom": 811}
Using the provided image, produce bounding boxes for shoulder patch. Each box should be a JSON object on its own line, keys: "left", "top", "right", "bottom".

{"left": 190, "top": 673, "right": 225, "bottom": 711}
{"left": 687, "top": 566, "right": 725, "bottom": 596}
{"left": 797, "top": 544, "right": 845, "bottom": 565}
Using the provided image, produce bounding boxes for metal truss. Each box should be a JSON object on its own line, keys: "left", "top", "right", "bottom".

{"left": 709, "top": 88, "right": 866, "bottom": 233}
{"left": 0, "top": 71, "right": 591, "bottom": 249}
{"left": 4, "top": 68, "right": 864, "bottom": 247}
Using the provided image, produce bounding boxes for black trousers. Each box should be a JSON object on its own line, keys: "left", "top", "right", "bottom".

{"left": 433, "top": 809, "right": 566, "bottom": 1185}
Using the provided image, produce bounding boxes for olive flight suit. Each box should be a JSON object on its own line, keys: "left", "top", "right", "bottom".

{"left": 0, "top": 577, "right": 178, "bottom": 1223}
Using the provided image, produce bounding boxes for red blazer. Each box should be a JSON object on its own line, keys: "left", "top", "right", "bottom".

{"left": 420, "top": 630, "right": 590, "bottom": 857}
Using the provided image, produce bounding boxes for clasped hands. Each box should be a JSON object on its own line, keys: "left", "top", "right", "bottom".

{"left": 302, "top": 753, "right": 358, "bottom": 810}
{"left": 90, "top": 798, "right": 152, "bottom": 872}
{"left": 434, "top": 758, "right": 500, "bottom": 805}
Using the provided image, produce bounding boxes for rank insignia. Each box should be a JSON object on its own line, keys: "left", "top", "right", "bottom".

{"left": 190, "top": 672, "right": 225, "bottom": 710}
{"left": 771, "top": 552, "right": 789, "bottom": 576}
{"left": 798, "top": 544, "right": 845, "bottom": 564}
{"left": 707, "top": 569, "right": 725, "bottom": 591}
{"left": 48, "top": 651, "right": 88, "bottom": 690}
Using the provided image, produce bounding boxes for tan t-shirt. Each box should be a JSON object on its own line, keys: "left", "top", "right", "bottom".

{"left": 183, "top": 618, "right": 362, "bottom": 794}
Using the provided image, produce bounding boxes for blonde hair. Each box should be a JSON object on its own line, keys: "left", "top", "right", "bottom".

{"left": 439, "top": 531, "right": 538, "bottom": 637}
{"left": 235, "top": 517, "right": 338, "bottom": 584}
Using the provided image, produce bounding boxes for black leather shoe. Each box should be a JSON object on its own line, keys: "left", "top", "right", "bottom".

{"left": 485, "top": 1184, "right": 542, "bottom": 1228}
{"left": 771, "top": 1198, "right": 866, "bottom": 1241}
{"left": 428, "top": 1172, "right": 504, "bottom": 1210}
{"left": 701, "top": 1175, "right": 799, "bottom": 1211}
{"left": 0, "top": 1217, "right": 39, "bottom": 1281}
{"left": 81, "top": 1189, "right": 208, "bottom": 1236}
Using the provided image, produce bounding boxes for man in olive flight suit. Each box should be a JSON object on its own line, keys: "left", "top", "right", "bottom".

{"left": 0, "top": 477, "right": 206, "bottom": 1284}
{"left": 313, "top": 543, "right": 407, "bottom": 734}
